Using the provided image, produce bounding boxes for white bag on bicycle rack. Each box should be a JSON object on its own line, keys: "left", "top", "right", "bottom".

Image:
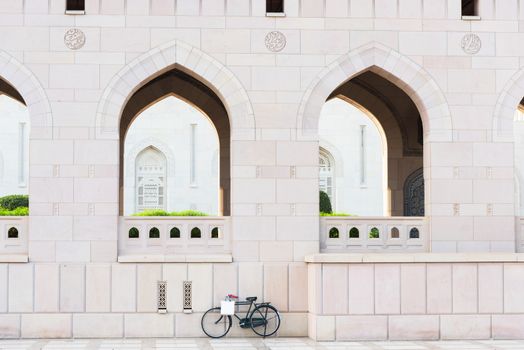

{"left": 220, "top": 300, "right": 235, "bottom": 315}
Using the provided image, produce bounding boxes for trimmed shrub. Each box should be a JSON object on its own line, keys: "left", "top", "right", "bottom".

{"left": 320, "top": 212, "right": 353, "bottom": 217}
{"left": 0, "top": 195, "right": 28, "bottom": 210}
{"left": 319, "top": 190, "right": 332, "bottom": 214}
{"left": 0, "top": 207, "right": 28, "bottom": 216}
{"left": 132, "top": 209, "right": 208, "bottom": 217}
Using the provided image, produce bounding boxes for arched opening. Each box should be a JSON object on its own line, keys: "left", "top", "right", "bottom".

{"left": 119, "top": 68, "right": 230, "bottom": 216}
{"left": 318, "top": 69, "right": 424, "bottom": 218}
{"left": 514, "top": 103, "right": 524, "bottom": 216}
{"left": 0, "top": 78, "right": 30, "bottom": 215}
{"left": 319, "top": 98, "right": 387, "bottom": 216}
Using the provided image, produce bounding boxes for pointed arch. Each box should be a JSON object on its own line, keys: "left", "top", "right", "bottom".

{"left": 296, "top": 42, "right": 452, "bottom": 142}
{"left": 95, "top": 40, "right": 255, "bottom": 141}
{"left": 493, "top": 68, "right": 524, "bottom": 142}
{"left": 0, "top": 50, "right": 52, "bottom": 139}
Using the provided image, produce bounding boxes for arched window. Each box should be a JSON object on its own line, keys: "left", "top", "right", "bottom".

{"left": 404, "top": 168, "right": 424, "bottom": 216}
{"left": 135, "top": 147, "right": 167, "bottom": 212}
{"left": 319, "top": 147, "right": 335, "bottom": 204}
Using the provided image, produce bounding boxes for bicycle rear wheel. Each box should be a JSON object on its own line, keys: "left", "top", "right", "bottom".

{"left": 249, "top": 304, "right": 280, "bottom": 337}
{"left": 201, "top": 307, "right": 232, "bottom": 338}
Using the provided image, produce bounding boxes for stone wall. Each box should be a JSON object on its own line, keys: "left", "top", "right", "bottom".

{"left": 0, "top": 261, "right": 308, "bottom": 338}
{"left": 307, "top": 256, "right": 524, "bottom": 340}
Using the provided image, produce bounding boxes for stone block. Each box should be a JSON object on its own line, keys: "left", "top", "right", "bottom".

{"left": 187, "top": 264, "right": 212, "bottom": 312}
{"left": 322, "top": 264, "right": 348, "bottom": 315}
{"left": 213, "top": 264, "right": 237, "bottom": 306}
{"left": 289, "top": 263, "right": 308, "bottom": 312}
{"left": 276, "top": 216, "right": 318, "bottom": 241}
{"left": 73, "top": 314, "right": 123, "bottom": 338}
{"left": 74, "top": 178, "right": 118, "bottom": 203}
{"left": 278, "top": 313, "right": 308, "bottom": 337}
{"left": 112, "top": 264, "right": 136, "bottom": 312}
{"left": 389, "top": 315, "right": 439, "bottom": 340}
{"left": 427, "top": 264, "right": 452, "bottom": 314}
{"left": 264, "top": 264, "right": 288, "bottom": 311}
{"left": 478, "top": 264, "right": 503, "bottom": 313}
{"left": 163, "top": 263, "right": 187, "bottom": 313}
{"left": 137, "top": 264, "right": 162, "bottom": 312}
{"left": 0, "top": 314, "right": 19, "bottom": 338}
{"left": 174, "top": 312, "right": 203, "bottom": 337}
{"left": 452, "top": 264, "right": 477, "bottom": 313}
{"left": 60, "top": 264, "right": 85, "bottom": 312}
{"left": 400, "top": 264, "right": 426, "bottom": 314}
{"left": 86, "top": 264, "right": 111, "bottom": 312}
{"left": 34, "top": 264, "right": 59, "bottom": 312}
{"left": 0, "top": 265, "right": 7, "bottom": 312}
{"left": 239, "top": 263, "right": 263, "bottom": 302}
{"left": 56, "top": 241, "right": 90, "bottom": 262}
{"left": 124, "top": 313, "right": 174, "bottom": 337}
{"left": 21, "top": 314, "right": 71, "bottom": 338}
{"left": 348, "top": 264, "right": 374, "bottom": 314}
{"left": 90, "top": 241, "right": 117, "bottom": 262}
{"left": 232, "top": 217, "right": 276, "bottom": 241}
{"left": 492, "top": 315, "right": 524, "bottom": 339}
{"left": 375, "top": 264, "right": 400, "bottom": 314}
{"left": 8, "top": 264, "right": 33, "bottom": 312}
{"left": 336, "top": 316, "right": 388, "bottom": 341}
{"left": 440, "top": 315, "right": 491, "bottom": 340}
{"left": 504, "top": 264, "right": 524, "bottom": 313}
{"left": 313, "top": 315, "right": 335, "bottom": 341}
{"left": 259, "top": 241, "right": 293, "bottom": 261}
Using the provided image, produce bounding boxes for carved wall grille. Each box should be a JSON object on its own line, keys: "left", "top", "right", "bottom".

{"left": 157, "top": 281, "right": 167, "bottom": 313}
{"left": 183, "top": 281, "right": 192, "bottom": 313}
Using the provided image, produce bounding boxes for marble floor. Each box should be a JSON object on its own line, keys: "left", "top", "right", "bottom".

{"left": 1, "top": 338, "right": 524, "bottom": 350}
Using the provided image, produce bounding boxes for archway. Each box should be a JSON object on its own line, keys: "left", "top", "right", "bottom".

{"left": 95, "top": 41, "right": 254, "bottom": 217}
{"left": 299, "top": 43, "right": 453, "bottom": 218}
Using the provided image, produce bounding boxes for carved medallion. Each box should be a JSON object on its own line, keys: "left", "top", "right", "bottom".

{"left": 64, "top": 28, "right": 86, "bottom": 50}
{"left": 461, "top": 33, "right": 481, "bottom": 55}
{"left": 265, "top": 31, "right": 286, "bottom": 52}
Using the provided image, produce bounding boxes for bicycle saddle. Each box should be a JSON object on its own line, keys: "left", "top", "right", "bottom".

{"left": 245, "top": 296, "right": 257, "bottom": 302}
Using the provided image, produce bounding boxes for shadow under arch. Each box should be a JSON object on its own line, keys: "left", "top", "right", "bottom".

{"left": 297, "top": 42, "right": 452, "bottom": 143}
{"left": 95, "top": 40, "right": 254, "bottom": 140}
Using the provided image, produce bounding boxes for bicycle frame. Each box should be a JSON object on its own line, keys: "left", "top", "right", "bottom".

{"left": 231, "top": 299, "right": 270, "bottom": 329}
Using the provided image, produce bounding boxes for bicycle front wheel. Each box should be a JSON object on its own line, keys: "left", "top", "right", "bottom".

{"left": 249, "top": 304, "right": 281, "bottom": 337}
{"left": 201, "top": 307, "right": 232, "bottom": 338}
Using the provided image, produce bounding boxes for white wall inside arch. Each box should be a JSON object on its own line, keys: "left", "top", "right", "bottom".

{"left": 0, "top": 94, "right": 29, "bottom": 197}
{"left": 123, "top": 96, "right": 219, "bottom": 215}
{"left": 515, "top": 108, "right": 524, "bottom": 215}
{"left": 319, "top": 98, "right": 385, "bottom": 216}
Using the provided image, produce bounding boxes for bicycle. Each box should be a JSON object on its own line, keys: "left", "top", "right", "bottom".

{"left": 201, "top": 294, "right": 281, "bottom": 338}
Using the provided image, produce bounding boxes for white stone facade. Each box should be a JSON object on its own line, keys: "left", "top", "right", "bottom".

{"left": 1, "top": 0, "right": 524, "bottom": 341}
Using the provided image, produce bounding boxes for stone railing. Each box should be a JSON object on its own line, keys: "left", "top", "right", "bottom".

{"left": 320, "top": 216, "right": 428, "bottom": 253}
{"left": 118, "top": 216, "right": 231, "bottom": 261}
{"left": 0, "top": 216, "right": 28, "bottom": 258}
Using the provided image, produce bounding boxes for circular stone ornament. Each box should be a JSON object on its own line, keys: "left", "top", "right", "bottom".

{"left": 64, "top": 28, "right": 86, "bottom": 50}
{"left": 265, "top": 31, "right": 286, "bottom": 52}
{"left": 461, "top": 33, "right": 481, "bottom": 55}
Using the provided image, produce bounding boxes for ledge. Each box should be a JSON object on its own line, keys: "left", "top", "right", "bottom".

{"left": 0, "top": 254, "right": 28, "bottom": 263}
{"left": 118, "top": 254, "right": 233, "bottom": 263}
{"left": 305, "top": 253, "right": 524, "bottom": 264}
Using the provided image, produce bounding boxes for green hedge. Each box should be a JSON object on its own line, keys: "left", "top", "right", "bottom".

{"left": 0, "top": 195, "right": 28, "bottom": 210}
{"left": 0, "top": 206, "right": 28, "bottom": 216}
{"left": 132, "top": 209, "right": 208, "bottom": 217}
